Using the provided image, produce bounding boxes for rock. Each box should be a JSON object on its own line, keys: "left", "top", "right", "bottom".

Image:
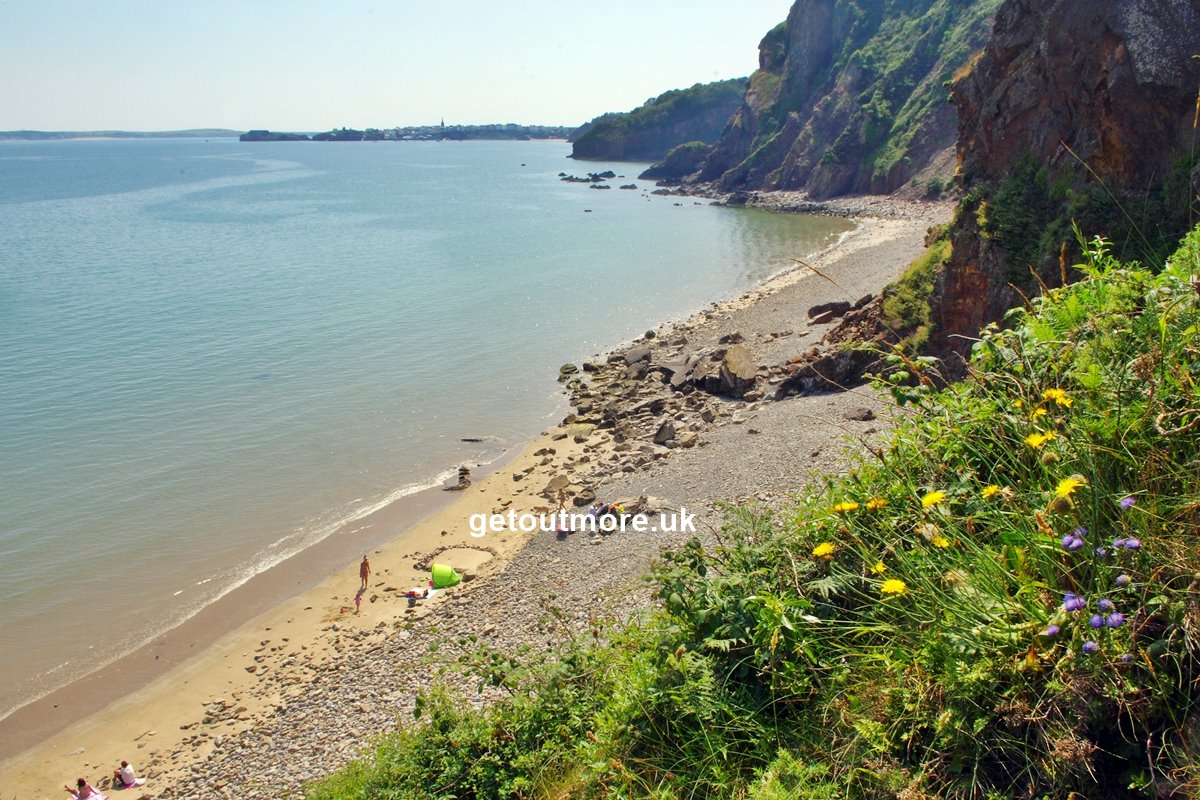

{"left": 653, "top": 420, "right": 677, "bottom": 444}
{"left": 939, "top": 0, "right": 1200, "bottom": 363}
{"left": 573, "top": 487, "right": 597, "bottom": 506}
{"left": 808, "top": 300, "right": 853, "bottom": 320}
{"left": 845, "top": 407, "right": 877, "bottom": 421}
{"left": 718, "top": 331, "right": 745, "bottom": 344}
{"left": 444, "top": 465, "right": 471, "bottom": 491}
{"left": 775, "top": 347, "right": 880, "bottom": 398}
{"left": 624, "top": 346, "right": 652, "bottom": 365}
{"left": 559, "top": 363, "right": 580, "bottom": 376}
{"left": 677, "top": 431, "right": 699, "bottom": 448}
{"left": 717, "top": 345, "right": 758, "bottom": 399}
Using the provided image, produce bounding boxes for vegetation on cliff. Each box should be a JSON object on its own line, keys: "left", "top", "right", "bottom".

{"left": 655, "top": 0, "right": 1000, "bottom": 197}
{"left": 306, "top": 227, "right": 1200, "bottom": 799}
{"left": 569, "top": 78, "right": 748, "bottom": 162}
{"left": 932, "top": 0, "right": 1200, "bottom": 359}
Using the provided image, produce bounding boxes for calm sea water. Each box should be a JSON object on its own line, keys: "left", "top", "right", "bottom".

{"left": 0, "top": 138, "right": 850, "bottom": 718}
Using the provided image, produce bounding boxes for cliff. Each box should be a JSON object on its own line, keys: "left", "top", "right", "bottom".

{"left": 569, "top": 78, "right": 748, "bottom": 162}
{"left": 934, "top": 0, "right": 1200, "bottom": 357}
{"left": 653, "top": 0, "right": 1000, "bottom": 198}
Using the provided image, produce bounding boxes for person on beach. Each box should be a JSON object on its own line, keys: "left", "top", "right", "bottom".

{"left": 112, "top": 760, "right": 141, "bottom": 788}
{"left": 359, "top": 555, "right": 371, "bottom": 589}
{"left": 64, "top": 777, "right": 105, "bottom": 798}
{"left": 354, "top": 586, "right": 365, "bottom": 615}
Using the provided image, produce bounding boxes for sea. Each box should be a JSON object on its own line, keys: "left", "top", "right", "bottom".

{"left": 0, "top": 137, "right": 851, "bottom": 721}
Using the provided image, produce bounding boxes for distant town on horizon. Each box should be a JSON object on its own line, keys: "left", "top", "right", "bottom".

{"left": 0, "top": 122, "right": 576, "bottom": 142}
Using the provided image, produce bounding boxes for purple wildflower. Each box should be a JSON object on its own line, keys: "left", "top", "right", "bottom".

{"left": 1044, "top": 624, "right": 1061, "bottom": 638}
{"left": 1098, "top": 598, "right": 1115, "bottom": 612}
{"left": 1115, "top": 574, "right": 1132, "bottom": 587}
{"left": 1113, "top": 537, "right": 1128, "bottom": 549}
{"left": 1121, "top": 653, "right": 1134, "bottom": 663}
{"left": 1082, "top": 641, "right": 1100, "bottom": 654}
{"left": 1106, "top": 613, "right": 1126, "bottom": 628}
{"left": 1073, "top": 526, "right": 1089, "bottom": 537}
{"left": 1094, "top": 546, "right": 1109, "bottom": 556}
{"left": 1089, "top": 614, "right": 1105, "bottom": 629}
{"left": 1062, "top": 593, "right": 1087, "bottom": 612}
{"left": 1061, "top": 534, "right": 1085, "bottom": 551}
{"left": 1124, "top": 538, "right": 1141, "bottom": 550}
{"left": 1119, "top": 495, "right": 1136, "bottom": 510}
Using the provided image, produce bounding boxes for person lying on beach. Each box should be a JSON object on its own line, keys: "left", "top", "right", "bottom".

{"left": 404, "top": 586, "right": 430, "bottom": 599}
{"left": 64, "top": 777, "right": 105, "bottom": 798}
{"left": 112, "top": 760, "right": 143, "bottom": 788}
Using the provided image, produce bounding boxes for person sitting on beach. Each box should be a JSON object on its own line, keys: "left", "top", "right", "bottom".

{"left": 112, "top": 760, "right": 142, "bottom": 788}
{"left": 64, "top": 777, "right": 105, "bottom": 798}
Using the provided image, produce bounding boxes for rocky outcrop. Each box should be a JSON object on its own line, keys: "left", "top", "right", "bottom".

{"left": 934, "top": 0, "right": 1200, "bottom": 358}
{"left": 570, "top": 78, "right": 748, "bottom": 162}
{"left": 655, "top": 0, "right": 1000, "bottom": 198}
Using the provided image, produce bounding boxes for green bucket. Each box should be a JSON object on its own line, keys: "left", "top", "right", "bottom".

{"left": 431, "top": 562, "right": 461, "bottom": 589}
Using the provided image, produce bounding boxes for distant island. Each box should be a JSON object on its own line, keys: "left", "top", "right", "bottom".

{"left": 0, "top": 129, "right": 241, "bottom": 141}
{"left": 241, "top": 123, "right": 573, "bottom": 142}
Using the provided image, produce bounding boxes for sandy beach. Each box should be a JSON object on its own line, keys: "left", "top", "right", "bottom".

{"left": 0, "top": 196, "right": 949, "bottom": 800}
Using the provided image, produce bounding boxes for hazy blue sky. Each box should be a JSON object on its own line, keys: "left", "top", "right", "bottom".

{"left": 0, "top": 0, "right": 793, "bottom": 131}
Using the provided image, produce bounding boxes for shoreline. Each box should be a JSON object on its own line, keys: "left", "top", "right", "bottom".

{"left": 0, "top": 195, "right": 950, "bottom": 799}
{"left": 0, "top": 445, "right": 521, "bottom": 757}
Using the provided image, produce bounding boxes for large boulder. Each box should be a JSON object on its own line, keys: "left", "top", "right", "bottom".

{"left": 718, "top": 344, "right": 758, "bottom": 399}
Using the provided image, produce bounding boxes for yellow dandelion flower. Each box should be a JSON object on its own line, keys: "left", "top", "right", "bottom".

{"left": 881, "top": 578, "right": 907, "bottom": 595}
{"left": 931, "top": 534, "right": 951, "bottom": 548}
{"left": 1014, "top": 399, "right": 1025, "bottom": 409}
{"left": 1055, "top": 475, "right": 1087, "bottom": 499}
{"left": 1031, "top": 407, "right": 1048, "bottom": 419}
{"left": 921, "top": 490, "right": 947, "bottom": 508}
{"left": 865, "top": 497, "right": 887, "bottom": 510}
{"left": 1024, "top": 431, "right": 1057, "bottom": 449}
{"left": 981, "top": 484, "right": 1001, "bottom": 499}
{"left": 812, "top": 541, "right": 835, "bottom": 559}
{"left": 831, "top": 501, "right": 860, "bottom": 513}
{"left": 871, "top": 560, "right": 887, "bottom": 574}
{"left": 1042, "top": 388, "right": 1073, "bottom": 408}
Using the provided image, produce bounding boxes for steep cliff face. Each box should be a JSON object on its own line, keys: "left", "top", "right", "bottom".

{"left": 569, "top": 78, "right": 748, "bottom": 162}
{"left": 936, "top": 0, "right": 1200, "bottom": 355}
{"left": 678, "top": 0, "right": 999, "bottom": 198}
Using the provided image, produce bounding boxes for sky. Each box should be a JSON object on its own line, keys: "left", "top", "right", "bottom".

{"left": 0, "top": 0, "right": 794, "bottom": 132}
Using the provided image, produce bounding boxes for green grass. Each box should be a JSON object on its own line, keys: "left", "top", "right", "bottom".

{"left": 307, "top": 228, "right": 1200, "bottom": 798}
{"left": 882, "top": 229, "right": 950, "bottom": 350}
